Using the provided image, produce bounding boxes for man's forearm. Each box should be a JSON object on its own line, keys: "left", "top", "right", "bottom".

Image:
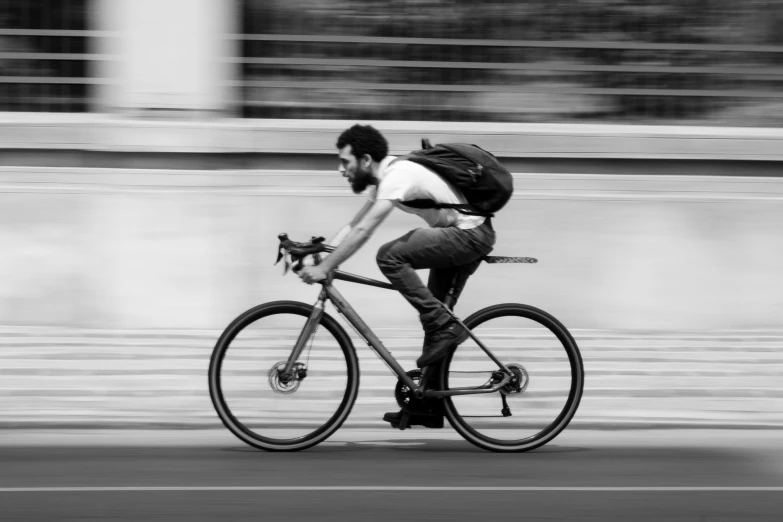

{"left": 320, "top": 227, "right": 372, "bottom": 272}
{"left": 329, "top": 199, "right": 374, "bottom": 247}
{"left": 329, "top": 225, "right": 352, "bottom": 247}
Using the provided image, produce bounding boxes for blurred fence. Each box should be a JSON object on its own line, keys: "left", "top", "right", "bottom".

{"left": 236, "top": 0, "right": 783, "bottom": 125}
{"left": 0, "top": 0, "right": 100, "bottom": 112}
{"left": 2, "top": 0, "right": 783, "bottom": 125}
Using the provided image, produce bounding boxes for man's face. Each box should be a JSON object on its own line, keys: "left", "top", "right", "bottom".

{"left": 338, "top": 145, "right": 372, "bottom": 194}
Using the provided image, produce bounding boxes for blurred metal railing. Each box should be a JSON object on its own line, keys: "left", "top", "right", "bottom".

{"left": 0, "top": 0, "right": 104, "bottom": 112}
{"left": 234, "top": 0, "right": 783, "bottom": 125}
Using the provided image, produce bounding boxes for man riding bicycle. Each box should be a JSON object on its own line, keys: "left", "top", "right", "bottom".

{"left": 298, "top": 124, "right": 496, "bottom": 427}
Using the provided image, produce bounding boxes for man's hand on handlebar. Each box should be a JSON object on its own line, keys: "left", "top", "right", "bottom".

{"left": 276, "top": 233, "right": 336, "bottom": 279}
{"left": 298, "top": 265, "right": 331, "bottom": 285}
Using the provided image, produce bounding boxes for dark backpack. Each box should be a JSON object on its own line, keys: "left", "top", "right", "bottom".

{"left": 398, "top": 139, "right": 514, "bottom": 217}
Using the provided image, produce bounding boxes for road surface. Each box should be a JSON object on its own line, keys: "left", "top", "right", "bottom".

{"left": 1, "top": 428, "right": 782, "bottom": 521}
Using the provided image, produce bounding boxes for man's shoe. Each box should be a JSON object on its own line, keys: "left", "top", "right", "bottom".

{"left": 383, "top": 410, "right": 444, "bottom": 430}
{"left": 416, "top": 320, "right": 470, "bottom": 368}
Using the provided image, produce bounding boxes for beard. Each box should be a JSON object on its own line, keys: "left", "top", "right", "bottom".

{"left": 349, "top": 166, "right": 373, "bottom": 194}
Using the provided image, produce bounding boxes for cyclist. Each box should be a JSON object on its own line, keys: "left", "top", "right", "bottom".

{"left": 298, "top": 124, "right": 496, "bottom": 427}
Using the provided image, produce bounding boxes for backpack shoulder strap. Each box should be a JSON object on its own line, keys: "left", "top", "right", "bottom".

{"left": 399, "top": 199, "right": 494, "bottom": 217}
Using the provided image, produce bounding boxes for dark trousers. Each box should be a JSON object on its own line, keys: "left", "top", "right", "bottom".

{"left": 376, "top": 220, "right": 496, "bottom": 334}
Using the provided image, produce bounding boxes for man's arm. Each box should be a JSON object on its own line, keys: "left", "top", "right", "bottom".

{"left": 321, "top": 199, "right": 394, "bottom": 271}
{"left": 329, "top": 199, "right": 375, "bottom": 246}
{"left": 301, "top": 199, "right": 374, "bottom": 269}
{"left": 299, "top": 199, "right": 394, "bottom": 284}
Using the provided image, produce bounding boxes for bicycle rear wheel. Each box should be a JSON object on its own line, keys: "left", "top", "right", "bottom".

{"left": 441, "top": 303, "right": 583, "bottom": 452}
{"left": 208, "top": 300, "right": 359, "bottom": 451}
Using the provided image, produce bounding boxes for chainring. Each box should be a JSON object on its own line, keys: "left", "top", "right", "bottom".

{"left": 394, "top": 369, "right": 442, "bottom": 415}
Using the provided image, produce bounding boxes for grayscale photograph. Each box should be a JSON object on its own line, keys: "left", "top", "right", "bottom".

{"left": 0, "top": 0, "right": 782, "bottom": 520}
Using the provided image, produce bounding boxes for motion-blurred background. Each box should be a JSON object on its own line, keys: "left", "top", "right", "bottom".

{"left": 0, "top": 0, "right": 782, "bottom": 429}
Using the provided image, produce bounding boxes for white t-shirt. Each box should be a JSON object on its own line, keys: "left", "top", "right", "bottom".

{"left": 369, "top": 156, "right": 485, "bottom": 230}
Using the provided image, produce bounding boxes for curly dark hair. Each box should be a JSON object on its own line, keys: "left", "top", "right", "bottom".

{"left": 336, "top": 124, "right": 388, "bottom": 162}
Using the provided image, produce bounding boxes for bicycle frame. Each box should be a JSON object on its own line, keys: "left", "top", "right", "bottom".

{"left": 283, "top": 268, "right": 514, "bottom": 399}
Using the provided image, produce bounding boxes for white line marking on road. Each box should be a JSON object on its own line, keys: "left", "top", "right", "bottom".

{"left": 2, "top": 487, "right": 783, "bottom": 492}
{"left": 355, "top": 442, "right": 426, "bottom": 446}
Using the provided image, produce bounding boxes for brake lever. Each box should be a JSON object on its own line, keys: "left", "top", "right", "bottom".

{"left": 274, "top": 233, "right": 330, "bottom": 276}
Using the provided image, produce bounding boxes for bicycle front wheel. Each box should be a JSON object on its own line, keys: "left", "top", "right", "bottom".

{"left": 208, "top": 300, "right": 359, "bottom": 451}
{"left": 441, "top": 303, "right": 584, "bottom": 452}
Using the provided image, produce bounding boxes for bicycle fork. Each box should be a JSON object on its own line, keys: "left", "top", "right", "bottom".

{"left": 279, "top": 290, "right": 326, "bottom": 384}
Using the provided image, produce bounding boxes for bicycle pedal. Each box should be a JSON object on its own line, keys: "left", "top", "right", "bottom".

{"left": 397, "top": 411, "right": 411, "bottom": 430}
{"left": 383, "top": 409, "right": 443, "bottom": 430}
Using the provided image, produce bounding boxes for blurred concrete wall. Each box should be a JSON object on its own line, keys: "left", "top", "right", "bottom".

{"left": 3, "top": 116, "right": 783, "bottom": 160}
{"left": 0, "top": 165, "right": 781, "bottom": 333}
{"left": 0, "top": 118, "right": 782, "bottom": 333}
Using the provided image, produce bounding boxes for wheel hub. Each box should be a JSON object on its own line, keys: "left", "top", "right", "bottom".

{"left": 268, "top": 361, "right": 306, "bottom": 395}
{"left": 500, "top": 363, "right": 529, "bottom": 396}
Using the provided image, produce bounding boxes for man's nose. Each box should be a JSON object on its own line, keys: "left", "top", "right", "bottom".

{"left": 339, "top": 166, "right": 346, "bottom": 176}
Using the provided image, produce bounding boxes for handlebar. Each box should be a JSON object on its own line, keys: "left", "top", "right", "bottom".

{"left": 275, "top": 233, "right": 335, "bottom": 274}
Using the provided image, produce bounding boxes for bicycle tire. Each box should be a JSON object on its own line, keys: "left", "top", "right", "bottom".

{"left": 441, "top": 303, "right": 584, "bottom": 452}
{"left": 208, "top": 300, "right": 360, "bottom": 451}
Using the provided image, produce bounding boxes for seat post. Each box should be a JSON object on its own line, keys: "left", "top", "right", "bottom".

{"left": 443, "top": 268, "right": 470, "bottom": 311}
{"left": 443, "top": 291, "right": 456, "bottom": 311}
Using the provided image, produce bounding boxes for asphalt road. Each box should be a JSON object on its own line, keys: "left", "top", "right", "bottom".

{"left": 1, "top": 429, "right": 782, "bottom": 521}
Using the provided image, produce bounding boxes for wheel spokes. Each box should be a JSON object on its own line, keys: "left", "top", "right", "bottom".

{"left": 445, "top": 311, "right": 580, "bottom": 448}
{"left": 216, "top": 310, "right": 352, "bottom": 443}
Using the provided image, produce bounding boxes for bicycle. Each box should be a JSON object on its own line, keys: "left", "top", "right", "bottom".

{"left": 208, "top": 233, "right": 584, "bottom": 452}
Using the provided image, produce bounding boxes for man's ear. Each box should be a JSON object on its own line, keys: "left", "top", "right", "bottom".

{"left": 362, "top": 154, "right": 372, "bottom": 167}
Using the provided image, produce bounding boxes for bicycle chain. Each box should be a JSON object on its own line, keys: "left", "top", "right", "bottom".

{"left": 446, "top": 370, "right": 510, "bottom": 418}
{"left": 307, "top": 309, "right": 509, "bottom": 418}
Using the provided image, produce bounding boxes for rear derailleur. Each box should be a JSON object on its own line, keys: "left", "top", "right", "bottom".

{"left": 492, "top": 363, "right": 529, "bottom": 417}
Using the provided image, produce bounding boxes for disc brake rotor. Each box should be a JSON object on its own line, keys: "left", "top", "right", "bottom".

{"left": 268, "top": 361, "right": 306, "bottom": 395}
{"left": 500, "top": 363, "right": 529, "bottom": 396}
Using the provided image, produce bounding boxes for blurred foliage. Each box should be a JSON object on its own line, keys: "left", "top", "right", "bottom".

{"left": 0, "top": 0, "right": 781, "bottom": 122}
{"left": 242, "top": 0, "right": 783, "bottom": 125}
{"left": 0, "top": 0, "right": 89, "bottom": 112}
{"left": 246, "top": 0, "right": 783, "bottom": 45}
